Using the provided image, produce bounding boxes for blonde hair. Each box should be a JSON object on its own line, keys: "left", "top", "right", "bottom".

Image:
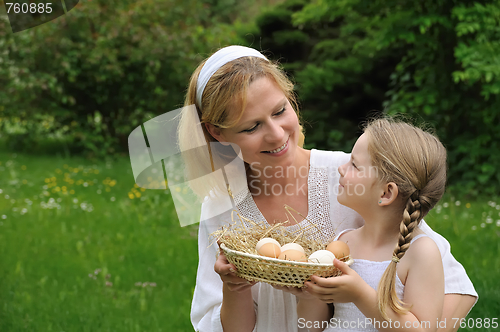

{"left": 178, "top": 48, "right": 305, "bottom": 199}
{"left": 364, "top": 118, "right": 447, "bottom": 321}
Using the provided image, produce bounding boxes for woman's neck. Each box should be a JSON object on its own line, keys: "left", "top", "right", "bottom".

{"left": 246, "top": 148, "right": 311, "bottom": 191}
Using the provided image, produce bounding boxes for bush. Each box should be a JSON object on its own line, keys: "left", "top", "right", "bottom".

{"left": 247, "top": 0, "right": 500, "bottom": 196}
{"left": 0, "top": 0, "right": 243, "bottom": 158}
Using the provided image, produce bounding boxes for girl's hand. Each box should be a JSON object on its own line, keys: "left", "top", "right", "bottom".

{"left": 214, "top": 247, "right": 256, "bottom": 293}
{"left": 304, "top": 259, "right": 368, "bottom": 303}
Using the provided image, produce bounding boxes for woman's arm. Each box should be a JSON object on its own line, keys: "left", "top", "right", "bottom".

{"left": 191, "top": 215, "right": 256, "bottom": 332}
{"left": 297, "top": 297, "right": 332, "bottom": 332}
{"left": 217, "top": 252, "right": 257, "bottom": 332}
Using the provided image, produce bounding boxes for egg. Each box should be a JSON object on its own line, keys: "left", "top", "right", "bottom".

{"left": 278, "top": 249, "right": 307, "bottom": 262}
{"left": 308, "top": 250, "right": 336, "bottom": 264}
{"left": 257, "top": 242, "right": 281, "bottom": 258}
{"left": 326, "top": 240, "right": 350, "bottom": 259}
{"left": 256, "top": 238, "right": 281, "bottom": 251}
{"left": 280, "top": 243, "right": 305, "bottom": 254}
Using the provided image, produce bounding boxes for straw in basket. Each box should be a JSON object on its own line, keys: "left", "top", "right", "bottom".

{"left": 212, "top": 206, "right": 353, "bottom": 288}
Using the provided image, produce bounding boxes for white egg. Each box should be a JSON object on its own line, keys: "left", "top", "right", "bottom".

{"left": 308, "top": 250, "right": 336, "bottom": 264}
{"left": 256, "top": 238, "right": 281, "bottom": 251}
{"left": 280, "top": 243, "right": 305, "bottom": 254}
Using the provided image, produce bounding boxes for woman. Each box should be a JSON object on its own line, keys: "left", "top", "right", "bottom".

{"left": 180, "top": 45, "right": 477, "bottom": 332}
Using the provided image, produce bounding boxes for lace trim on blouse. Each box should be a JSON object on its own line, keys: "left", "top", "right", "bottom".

{"left": 233, "top": 158, "right": 335, "bottom": 244}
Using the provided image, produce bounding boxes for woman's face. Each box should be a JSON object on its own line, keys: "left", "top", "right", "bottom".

{"left": 210, "top": 76, "right": 301, "bottom": 171}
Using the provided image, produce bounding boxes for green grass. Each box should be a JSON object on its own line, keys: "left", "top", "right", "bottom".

{"left": 425, "top": 196, "right": 500, "bottom": 331}
{"left": 0, "top": 151, "right": 199, "bottom": 331}
{"left": 0, "top": 150, "right": 498, "bottom": 331}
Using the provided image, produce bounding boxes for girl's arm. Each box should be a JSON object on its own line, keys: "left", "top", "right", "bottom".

{"left": 439, "top": 294, "right": 478, "bottom": 332}
{"left": 357, "top": 237, "right": 444, "bottom": 332}
{"left": 418, "top": 220, "right": 477, "bottom": 331}
{"left": 305, "top": 237, "right": 444, "bottom": 332}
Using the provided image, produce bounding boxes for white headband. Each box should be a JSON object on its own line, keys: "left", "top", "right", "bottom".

{"left": 196, "top": 45, "right": 269, "bottom": 108}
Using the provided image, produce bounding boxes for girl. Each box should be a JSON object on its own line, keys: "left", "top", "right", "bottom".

{"left": 180, "top": 46, "right": 477, "bottom": 332}
{"left": 299, "top": 119, "right": 450, "bottom": 331}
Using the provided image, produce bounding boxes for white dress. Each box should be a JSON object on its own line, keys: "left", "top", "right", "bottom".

{"left": 190, "top": 149, "right": 477, "bottom": 332}
{"left": 325, "top": 230, "right": 427, "bottom": 332}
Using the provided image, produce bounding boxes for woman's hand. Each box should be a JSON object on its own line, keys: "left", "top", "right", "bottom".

{"left": 214, "top": 247, "right": 256, "bottom": 292}
{"left": 304, "top": 259, "right": 368, "bottom": 304}
{"left": 271, "top": 284, "right": 317, "bottom": 300}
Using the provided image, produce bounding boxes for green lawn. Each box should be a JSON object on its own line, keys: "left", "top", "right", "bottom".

{"left": 425, "top": 196, "right": 500, "bottom": 331}
{"left": 0, "top": 151, "right": 498, "bottom": 331}
{"left": 0, "top": 151, "right": 199, "bottom": 331}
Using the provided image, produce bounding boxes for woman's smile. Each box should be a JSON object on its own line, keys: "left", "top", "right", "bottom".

{"left": 261, "top": 138, "right": 289, "bottom": 155}
{"left": 207, "top": 76, "right": 302, "bottom": 169}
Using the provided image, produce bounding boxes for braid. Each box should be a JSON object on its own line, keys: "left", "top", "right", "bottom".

{"left": 364, "top": 118, "right": 447, "bottom": 322}
{"left": 395, "top": 192, "right": 421, "bottom": 260}
{"left": 378, "top": 192, "right": 422, "bottom": 321}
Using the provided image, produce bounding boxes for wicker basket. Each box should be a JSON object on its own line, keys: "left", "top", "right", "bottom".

{"left": 221, "top": 243, "right": 353, "bottom": 288}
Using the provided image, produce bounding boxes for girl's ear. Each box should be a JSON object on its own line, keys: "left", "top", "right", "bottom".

{"left": 379, "top": 182, "right": 399, "bottom": 206}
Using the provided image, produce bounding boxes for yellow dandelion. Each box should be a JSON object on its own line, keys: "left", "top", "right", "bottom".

{"left": 134, "top": 183, "right": 139, "bottom": 188}
{"left": 466, "top": 203, "right": 471, "bottom": 209}
{"left": 73, "top": 168, "right": 79, "bottom": 173}
{"left": 51, "top": 176, "right": 56, "bottom": 182}
{"left": 70, "top": 190, "right": 75, "bottom": 194}
{"left": 54, "top": 187, "right": 61, "bottom": 192}
{"left": 76, "top": 180, "right": 83, "bottom": 185}
{"left": 64, "top": 173, "right": 70, "bottom": 178}
{"left": 135, "top": 192, "right": 141, "bottom": 198}
{"left": 140, "top": 187, "right": 146, "bottom": 192}
{"left": 62, "top": 186, "right": 67, "bottom": 192}
{"left": 128, "top": 193, "right": 135, "bottom": 199}
{"left": 21, "top": 165, "right": 27, "bottom": 170}
{"left": 105, "top": 187, "right": 111, "bottom": 192}
{"left": 109, "top": 180, "right": 116, "bottom": 187}
{"left": 45, "top": 178, "right": 51, "bottom": 183}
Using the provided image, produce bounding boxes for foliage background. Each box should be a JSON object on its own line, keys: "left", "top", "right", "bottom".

{"left": 1, "top": 0, "right": 499, "bottom": 195}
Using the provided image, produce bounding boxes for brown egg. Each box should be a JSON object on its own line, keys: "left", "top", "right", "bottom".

{"left": 258, "top": 242, "right": 281, "bottom": 258}
{"left": 326, "top": 240, "right": 350, "bottom": 259}
{"left": 278, "top": 249, "right": 307, "bottom": 262}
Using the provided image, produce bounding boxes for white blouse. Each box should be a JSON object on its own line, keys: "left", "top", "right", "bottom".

{"left": 190, "top": 149, "right": 477, "bottom": 332}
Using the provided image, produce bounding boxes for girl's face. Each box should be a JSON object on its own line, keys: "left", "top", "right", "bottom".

{"left": 211, "top": 76, "right": 301, "bottom": 171}
{"left": 337, "top": 133, "right": 381, "bottom": 215}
